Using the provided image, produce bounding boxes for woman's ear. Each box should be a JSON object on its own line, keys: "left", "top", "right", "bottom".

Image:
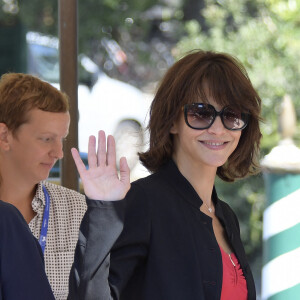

{"left": 170, "top": 122, "right": 178, "bottom": 134}
{"left": 0, "top": 123, "right": 11, "bottom": 151}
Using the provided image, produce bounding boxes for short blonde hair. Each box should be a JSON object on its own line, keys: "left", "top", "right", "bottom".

{"left": 0, "top": 73, "right": 69, "bottom": 134}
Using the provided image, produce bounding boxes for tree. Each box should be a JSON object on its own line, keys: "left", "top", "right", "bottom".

{"left": 4, "top": 0, "right": 183, "bottom": 88}
{"left": 176, "top": 0, "right": 300, "bottom": 148}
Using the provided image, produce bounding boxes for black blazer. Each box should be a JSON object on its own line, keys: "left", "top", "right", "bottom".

{"left": 69, "top": 159, "right": 256, "bottom": 300}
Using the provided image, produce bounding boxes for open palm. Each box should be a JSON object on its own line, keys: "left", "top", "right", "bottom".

{"left": 71, "top": 130, "right": 131, "bottom": 201}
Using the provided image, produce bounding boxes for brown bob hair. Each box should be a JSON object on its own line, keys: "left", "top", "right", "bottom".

{"left": 139, "top": 50, "right": 262, "bottom": 182}
{"left": 0, "top": 73, "right": 69, "bottom": 134}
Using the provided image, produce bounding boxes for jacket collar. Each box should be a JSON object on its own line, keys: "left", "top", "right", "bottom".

{"left": 158, "top": 159, "right": 220, "bottom": 208}
{"left": 158, "top": 159, "right": 227, "bottom": 225}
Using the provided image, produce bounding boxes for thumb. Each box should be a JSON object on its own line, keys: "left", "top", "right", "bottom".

{"left": 119, "top": 157, "right": 131, "bottom": 190}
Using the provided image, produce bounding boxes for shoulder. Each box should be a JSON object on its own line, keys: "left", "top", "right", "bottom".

{"left": 218, "top": 199, "right": 234, "bottom": 212}
{"left": 42, "top": 181, "right": 87, "bottom": 213}
{"left": 0, "top": 200, "right": 24, "bottom": 223}
{"left": 217, "top": 198, "right": 240, "bottom": 229}
{"left": 43, "top": 181, "right": 85, "bottom": 201}
{"left": 0, "top": 200, "right": 19, "bottom": 216}
{"left": 127, "top": 172, "right": 165, "bottom": 200}
{"left": 131, "top": 170, "right": 167, "bottom": 191}
{"left": 125, "top": 171, "right": 174, "bottom": 213}
{"left": 220, "top": 200, "right": 237, "bottom": 215}
{"left": 0, "top": 200, "right": 31, "bottom": 239}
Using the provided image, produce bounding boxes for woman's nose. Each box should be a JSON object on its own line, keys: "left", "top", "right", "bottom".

{"left": 207, "top": 115, "right": 226, "bottom": 134}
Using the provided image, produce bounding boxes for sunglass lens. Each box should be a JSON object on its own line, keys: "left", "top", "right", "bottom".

{"left": 222, "top": 107, "right": 247, "bottom": 130}
{"left": 186, "top": 105, "right": 214, "bottom": 129}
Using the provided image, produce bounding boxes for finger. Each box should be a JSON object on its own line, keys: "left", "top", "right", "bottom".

{"left": 106, "top": 135, "right": 116, "bottom": 168}
{"left": 119, "top": 157, "right": 131, "bottom": 191}
{"left": 71, "top": 148, "right": 87, "bottom": 176}
{"left": 97, "top": 130, "right": 107, "bottom": 166}
{"left": 87, "top": 135, "right": 97, "bottom": 168}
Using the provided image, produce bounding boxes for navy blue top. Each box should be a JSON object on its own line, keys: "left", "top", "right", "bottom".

{"left": 0, "top": 200, "right": 54, "bottom": 300}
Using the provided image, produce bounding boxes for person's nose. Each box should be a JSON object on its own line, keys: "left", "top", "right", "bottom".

{"left": 50, "top": 140, "right": 64, "bottom": 159}
{"left": 207, "top": 115, "right": 226, "bottom": 135}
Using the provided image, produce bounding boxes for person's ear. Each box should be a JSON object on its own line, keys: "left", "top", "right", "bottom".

{"left": 0, "top": 123, "right": 11, "bottom": 151}
{"left": 170, "top": 121, "right": 178, "bottom": 134}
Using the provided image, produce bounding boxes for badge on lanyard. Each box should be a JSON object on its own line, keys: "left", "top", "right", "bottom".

{"left": 39, "top": 185, "right": 50, "bottom": 254}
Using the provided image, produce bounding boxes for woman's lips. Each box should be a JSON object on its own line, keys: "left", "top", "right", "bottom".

{"left": 200, "top": 140, "right": 229, "bottom": 150}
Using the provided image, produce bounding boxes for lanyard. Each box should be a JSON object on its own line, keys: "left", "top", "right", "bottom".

{"left": 39, "top": 185, "right": 50, "bottom": 254}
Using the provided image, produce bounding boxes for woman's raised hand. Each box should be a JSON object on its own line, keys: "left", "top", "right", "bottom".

{"left": 71, "top": 130, "right": 131, "bottom": 201}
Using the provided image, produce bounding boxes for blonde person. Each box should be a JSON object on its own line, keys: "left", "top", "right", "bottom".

{"left": 69, "top": 50, "right": 262, "bottom": 300}
{"left": 0, "top": 73, "right": 86, "bottom": 300}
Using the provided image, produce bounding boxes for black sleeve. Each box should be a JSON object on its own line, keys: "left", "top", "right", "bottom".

{"left": 68, "top": 184, "right": 151, "bottom": 300}
{"left": 68, "top": 198, "right": 126, "bottom": 300}
{"left": 0, "top": 201, "right": 55, "bottom": 300}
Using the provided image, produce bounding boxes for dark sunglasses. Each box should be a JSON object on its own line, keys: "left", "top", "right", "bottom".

{"left": 183, "top": 103, "right": 249, "bottom": 131}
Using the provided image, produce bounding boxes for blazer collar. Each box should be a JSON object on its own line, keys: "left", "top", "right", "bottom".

{"left": 158, "top": 159, "right": 221, "bottom": 210}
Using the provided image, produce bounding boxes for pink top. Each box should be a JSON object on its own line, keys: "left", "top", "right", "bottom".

{"left": 219, "top": 246, "right": 248, "bottom": 300}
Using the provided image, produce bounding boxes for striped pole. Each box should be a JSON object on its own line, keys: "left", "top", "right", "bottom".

{"left": 261, "top": 95, "right": 300, "bottom": 300}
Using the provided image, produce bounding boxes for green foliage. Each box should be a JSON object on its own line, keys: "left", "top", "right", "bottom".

{"left": 266, "top": 0, "right": 300, "bottom": 21}
{"left": 1, "top": 0, "right": 159, "bottom": 67}
{"left": 17, "top": 0, "right": 58, "bottom": 34}
{"left": 176, "top": 0, "right": 300, "bottom": 146}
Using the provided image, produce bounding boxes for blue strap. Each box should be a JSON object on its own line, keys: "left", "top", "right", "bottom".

{"left": 39, "top": 185, "right": 50, "bottom": 254}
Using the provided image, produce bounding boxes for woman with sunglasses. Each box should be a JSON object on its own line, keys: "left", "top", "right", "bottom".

{"left": 69, "top": 50, "right": 262, "bottom": 300}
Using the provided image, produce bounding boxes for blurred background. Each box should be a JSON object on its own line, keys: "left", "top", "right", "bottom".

{"left": 1, "top": 0, "right": 300, "bottom": 298}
